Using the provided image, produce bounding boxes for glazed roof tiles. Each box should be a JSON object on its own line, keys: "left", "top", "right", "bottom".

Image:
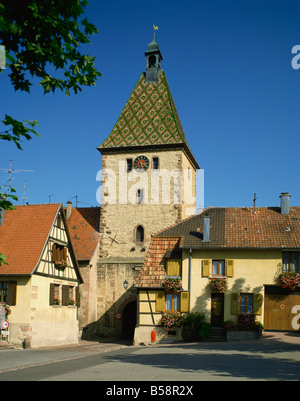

{"left": 98, "top": 71, "right": 187, "bottom": 149}
{"left": 0, "top": 204, "right": 60, "bottom": 275}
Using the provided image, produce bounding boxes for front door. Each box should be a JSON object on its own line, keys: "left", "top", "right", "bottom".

{"left": 211, "top": 293, "right": 224, "bottom": 327}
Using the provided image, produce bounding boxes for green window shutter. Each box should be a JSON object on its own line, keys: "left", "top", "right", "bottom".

{"left": 253, "top": 293, "right": 263, "bottom": 315}
{"left": 231, "top": 293, "right": 239, "bottom": 314}
{"left": 202, "top": 259, "right": 211, "bottom": 277}
{"left": 226, "top": 260, "right": 234, "bottom": 277}
{"left": 156, "top": 291, "right": 166, "bottom": 312}
{"left": 180, "top": 291, "right": 189, "bottom": 313}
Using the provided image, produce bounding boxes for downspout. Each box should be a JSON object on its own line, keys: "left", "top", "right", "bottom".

{"left": 188, "top": 248, "right": 192, "bottom": 313}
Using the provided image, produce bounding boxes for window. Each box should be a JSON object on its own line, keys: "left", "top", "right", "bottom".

{"left": 152, "top": 157, "right": 159, "bottom": 170}
{"left": 136, "top": 225, "right": 144, "bottom": 243}
{"left": 52, "top": 243, "right": 67, "bottom": 264}
{"left": 126, "top": 159, "right": 133, "bottom": 172}
{"left": 240, "top": 293, "right": 253, "bottom": 313}
{"left": 212, "top": 260, "right": 225, "bottom": 276}
{"left": 283, "top": 251, "right": 300, "bottom": 272}
{"left": 0, "top": 282, "right": 8, "bottom": 304}
{"left": 166, "top": 293, "right": 180, "bottom": 311}
{"left": 136, "top": 189, "right": 144, "bottom": 204}
{"left": 166, "top": 259, "right": 182, "bottom": 277}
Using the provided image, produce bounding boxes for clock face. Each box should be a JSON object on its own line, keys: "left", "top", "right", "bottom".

{"left": 133, "top": 155, "right": 150, "bottom": 171}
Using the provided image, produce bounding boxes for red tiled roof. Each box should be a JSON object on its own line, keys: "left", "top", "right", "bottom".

{"left": 134, "top": 237, "right": 180, "bottom": 288}
{"left": 134, "top": 205, "right": 300, "bottom": 288}
{"left": 0, "top": 204, "right": 60, "bottom": 275}
{"left": 67, "top": 207, "right": 100, "bottom": 261}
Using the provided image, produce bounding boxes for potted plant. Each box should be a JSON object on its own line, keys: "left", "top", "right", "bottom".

{"left": 163, "top": 277, "right": 182, "bottom": 293}
{"left": 161, "top": 311, "right": 182, "bottom": 331}
{"left": 68, "top": 298, "right": 76, "bottom": 306}
{"left": 225, "top": 313, "right": 263, "bottom": 341}
{"left": 53, "top": 296, "right": 61, "bottom": 305}
{"left": 208, "top": 277, "right": 228, "bottom": 293}
{"left": 55, "top": 260, "right": 67, "bottom": 269}
{"left": 278, "top": 272, "right": 300, "bottom": 291}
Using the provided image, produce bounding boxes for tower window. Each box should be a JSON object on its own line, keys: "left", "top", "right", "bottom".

{"left": 136, "top": 189, "right": 144, "bottom": 204}
{"left": 152, "top": 157, "right": 159, "bottom": 169}
{"left": 127, "top": 159, "right": 133, "bottom": 172}
{"left": 149, "top": 55, "right": 156, "bottom": 68}
{"left": 136, "top": 225, "right": 144, "bottom": 243}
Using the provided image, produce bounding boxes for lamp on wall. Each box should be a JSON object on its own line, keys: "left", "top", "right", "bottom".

{"left": 123, "top": 280, "right": 129, "bottom": 290}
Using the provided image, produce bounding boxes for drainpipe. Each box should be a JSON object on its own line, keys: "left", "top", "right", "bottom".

{"left": 188, "top": 248, "right": 192, "bottom": 313}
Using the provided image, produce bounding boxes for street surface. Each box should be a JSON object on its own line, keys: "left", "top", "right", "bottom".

{"left": 0, "top": 332, "right": 299, "bottom": 382}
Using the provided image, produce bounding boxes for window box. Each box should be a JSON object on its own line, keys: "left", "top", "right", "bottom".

{"left": 163, "top": 277, "right": 182, "bottom": 293}
{"left": 278, "top": 272, "right": 300, "bottom": 291}
{"left": 208, "top": 277, "right": 228, "bottom": 293}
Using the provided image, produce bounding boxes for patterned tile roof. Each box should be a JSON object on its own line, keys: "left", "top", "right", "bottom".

{"left": 67, "top": 207, "right": 100, "bottom": 261}
{"left": 98, "top": 71, "right": 197, "bottom": 166}
{"left": 0, "top": 204, "right": 60, "bottom": 275}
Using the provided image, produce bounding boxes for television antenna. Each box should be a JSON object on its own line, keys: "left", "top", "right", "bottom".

{"left": 0, "top": 160, "right": 34, "bottom": 193}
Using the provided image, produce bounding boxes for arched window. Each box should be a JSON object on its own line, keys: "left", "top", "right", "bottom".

{"left": 136, "top": 225, "right": 144, "bottom": 243}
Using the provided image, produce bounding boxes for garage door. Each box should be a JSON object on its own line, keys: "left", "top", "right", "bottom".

{"left": 264, "top": 286, "right": 300, "bottom": 331}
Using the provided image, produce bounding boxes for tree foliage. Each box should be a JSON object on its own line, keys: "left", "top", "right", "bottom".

{"left": 0, "top": 0, "right": 101, "bottom": 148}
{"left": 0, "top": 0, "right": 101, "bottom": 265}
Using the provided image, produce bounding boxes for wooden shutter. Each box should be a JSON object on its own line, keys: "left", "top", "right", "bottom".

{"left": 76, "top": 286, "right": 80, "bottom": 307}
{"left": 202, "top": 259, "right": 211, "bottom": 277}
{"left": 8, "top": 281, "right": 17, "bottom": 306}
{"left": 253, "top": 293, "right": 263, "bottom": 315}
{"left": 63, "top": 247, "right": 68, "bottom": 263}
{"left": 166, "top": 259, "right": 181, "bottom": 276}
{"left": 49, "top": 283, "right": 55, "bottom": 305}
{"left": 226, "top": 260, "right": 234, "bottom": 277}
{"left": 156, "top": 291, "right": 166, "bottom": 312}
{"left": 180, "top": 291, "right": 189, "bottom": 313}
{"left": 231, "top": 293, "right": 239, "bottom": 314}
{"left": 62, "top": 285, "right": 69, "bottom": 306}
{"left": 52, "top": 243, "right": 57, "bottom": 262}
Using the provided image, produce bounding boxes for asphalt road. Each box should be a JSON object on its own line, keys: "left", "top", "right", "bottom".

{"left": 0, "top": 332, "right": 300, "bottom": 382}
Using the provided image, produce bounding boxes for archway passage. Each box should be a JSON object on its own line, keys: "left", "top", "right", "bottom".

{"left": 122, "top": 301, "right": 137, "bottom": 340}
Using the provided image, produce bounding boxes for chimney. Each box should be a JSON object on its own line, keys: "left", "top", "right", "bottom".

{"left": 203, "top": 216, "right": 211, "bottom": 242}
{"left": 280, "top": 192, "right": 290, "bottom": 215}
{"left": 66, "top": 201, "right": 72, "bottom": 220}
{"left": 0, "top": 208, "right": 5, "bottom": 226}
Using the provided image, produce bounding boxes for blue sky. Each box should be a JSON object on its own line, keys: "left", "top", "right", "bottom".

{"left": 1, "top": 0, "right": 300, "bottom": 210}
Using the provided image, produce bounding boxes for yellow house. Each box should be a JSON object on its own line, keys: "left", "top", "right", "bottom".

{"left": 0, "top": 204, "right": 83, "bottom": 348}
{"left": 134, "top": 193, "right": 300, "bottom": 344}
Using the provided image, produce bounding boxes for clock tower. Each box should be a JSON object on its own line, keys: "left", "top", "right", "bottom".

{"left": 95, "top": 35, "right": 199, "bottom": 339}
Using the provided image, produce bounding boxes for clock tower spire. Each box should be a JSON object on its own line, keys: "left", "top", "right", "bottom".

{"left": 145, "top": 33, "right": 163, "bottom": 83}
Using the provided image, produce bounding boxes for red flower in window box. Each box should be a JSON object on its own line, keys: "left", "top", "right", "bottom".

{"left": 278, "top": 272, "right": 300, "bottom": 291}
{"left": 163, "top": 277, "right": 182, "bottom": 293}
{"left": 208, "top": 277, "right": 228, "bottom": 293}
{"left": 55, "top": 260, "right": 67, "bottom": 269}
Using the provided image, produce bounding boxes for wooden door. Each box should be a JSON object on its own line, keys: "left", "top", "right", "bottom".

{"left": 264, "top": 294, "right": 300, "bottom": 331}
{"left": 211, "top": 293, "right": 224, "bottom": 327}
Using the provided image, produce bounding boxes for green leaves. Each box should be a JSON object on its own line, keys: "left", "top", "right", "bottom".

{"left": 0, "top": 115, "right": 40, "bottom": 150}
{"left": 0, "top": 0, "right": 101, "bottom": 96}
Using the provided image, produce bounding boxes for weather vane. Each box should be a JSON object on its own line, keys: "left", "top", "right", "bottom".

{"left": 153, "top": 25, "right": 158, "bottom": 32}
